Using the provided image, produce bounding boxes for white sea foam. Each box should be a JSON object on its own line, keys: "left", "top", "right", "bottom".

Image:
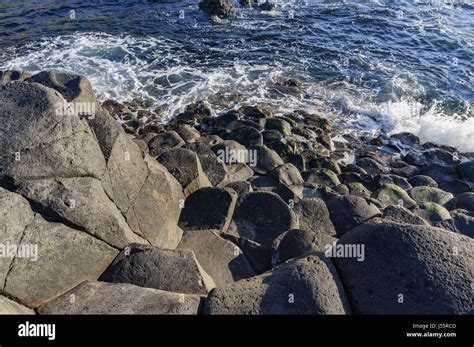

{"left": 2, "top": 32, "right": 472, "bottom": 151}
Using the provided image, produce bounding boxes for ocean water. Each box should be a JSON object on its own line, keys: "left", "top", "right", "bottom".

{"left": 0, "top": 0, "right": 473, "bottom": 151}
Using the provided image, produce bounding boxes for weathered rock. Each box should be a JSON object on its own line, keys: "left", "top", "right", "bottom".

{"left": 408, "top": 175, "right": 438, "bottom": 187}
{"left": 100, "top": 244, "right": 215, "bottom": 295}
{"left": 228, "top": 192, "right": 298, "bottom": 249}
{"left": 222, "top": 163, "right": 254, "bottom": 184}
{"left": 302, "top": 169, "right": 340, "bottom": 187}
{"left": 184, "top": 142, "right": 228, "bottom": 186}
{"left": 0, "top": 70, "right": 32, "bottom": 84}
{"left": 391, "top": 161, "right": 420, "bottom": 178}
{"left": 326, "top": 195, "right": 381, "bottom": 236}
{"left": 212, "top": 140, "right": 248, "bottom": 164}
{"left": 112, "top": 156, "right": 182, "bottom": 248}
{"left": 271, "top": 229, "right": 336, "bottom": 267}
{"left": 38, "top": 281, "right": 202, "bottom": 315}
{"left": 459, "top": 160, "right": 474, "bottom": 184}
{"left": 333, "top": 222, "right": 474, "bottom": 314}
{"left": 376, "top": 174, "right": 412, "bottom": 190}
{"left": 270, "top": 163, "right": 304, "bottom": 187}
{"left": 0, "top": 82, "right": 106, "bottom": 180}
{"left": 356, "top": 157, "right": 388, "bottom": 175}
{"left": 420, "top": 163, "right": 459, "bottom": 184}
{"left": 434, "top": 210, "right": 474, "bottom": 238}
{"left": 16, "top": 177, "right": 147, "bottom": 249}
{"left": 439, "top": 180, "right": 472, "bottom": 195}
{"left": 339, "top": 172, "right": 377, "bottom": 192}
{"left": 265, "top": 117, "right": 291, "bottom": 137}
{"left": 382, "top": 205, "right": 427, "bottom": 225}
{"left": 408, "top": 186, "right": 453, "bottom": 205}
{"left": 445, "top": 192, "right": 474, "bottom": 211}
{"left": 221, "top": 234, "right": 271, "bottom": 274}
{"left": 346, "top": 182, "right": 371, "bottom": 198}
{"left": 199, "top": 0, "right": 236, "bottom": 18}
{"left": 204, "top": 254, "right": 351, "bottom": 314}
{"left": 262, "top": 130, "right": 283, "bottom": 144}
{"left": 2, "top": 209, "right": 117, "bottom": 307}
{"left": 157, "top": 148, "right": 212, "bottom": 197}
{"left": 249, "top": 145, "right": 284, "bottom": 174}
{"left": 225, "top": 181, "right": 253, "bottom": 196}
{"left": 308, "top": 157, "right": 341, "bottom": 175}
{"left": 148, "top": 131, "right": 185, "bottom": 156}
{"left": 0, "top": 296, "right": 34, "bottom": 314}
{"left": 26, "top": 71, "right": 97, "bottom": 105}
{"left": 374, "top": 184, "right": 417, "bottom": 208}
{"left": 413, "top": 203, "right": 452, "bottom": 224}
{"left": 225, "top": 125, "right": 263, "bottom": 148}
{"left": 179, "top": 187, "right": 237, "bottom": 233}
{"left": 293, "top": 198, "right": 336, "bottom": 236}
{"left": 175, "top": 124, "right": 201, "bottom": 143}
{"left": 178, "top": 229, "right": 255, "bottom": 286}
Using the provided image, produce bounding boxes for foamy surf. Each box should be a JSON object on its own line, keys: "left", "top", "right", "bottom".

{"left": 1, "top": 30, "right": 472, "bottom": 152}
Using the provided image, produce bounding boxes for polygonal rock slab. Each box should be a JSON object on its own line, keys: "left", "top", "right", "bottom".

{"left": 228, "top": 192, "right": 299, "bottom": 249}
{"left": 333, "top": 222, "right": 474, "bottom": 314}
{"left": 204, "top": 254, "right": 351, "bottom": 314}
{"left": 100, "top": 244, "right": 215, "bottom": 295}
{"left": 178, "top": 229, "right": 256, "bottom": 287}
{"left": 179, "top": 187, "right": 238, "bottom": 233}
{"left": 38, "top": 281, "right": 202, "bottom": 315}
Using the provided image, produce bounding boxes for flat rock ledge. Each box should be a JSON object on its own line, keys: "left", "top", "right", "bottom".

{"left": 1, "top": 70, "right": 472, "bottom": 315}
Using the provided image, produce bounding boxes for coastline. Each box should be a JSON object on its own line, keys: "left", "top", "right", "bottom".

{"left": 0, "top": 70, "right": 472, "bottom": 315}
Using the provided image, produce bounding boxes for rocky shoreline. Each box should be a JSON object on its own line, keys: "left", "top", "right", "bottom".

{"left": 0, "top": 70, "right": 472, "bottom": 315}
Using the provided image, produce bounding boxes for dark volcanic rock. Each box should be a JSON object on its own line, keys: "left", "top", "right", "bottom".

{"left": 225, "top": 125, "right": 263, "bottom": 148}
{"left": 408, "top": 175, "right": 438, "bottom": 187}
{"left": 100, "top": 244, "right": 215, "bottom": 295}
{"left": 179, "top": 187, "right": 238, "bottom": 233}
{"left": 157, "top": 148, "right": 212, "bottom": 196}
{"left": 178, "top": 229, "right": 255, "bottom": 286}
{"left": 204, "top": 254, "right": 351, "bottom": 314}
{"left": 413, "top": 203, "right": 452, "bottom": 224}
{"left": 199, "top": 0, "right": 236, "bottom": 18}
{"left": 293, "top": 198, "right": 336, "bottom": 236}
{"left": 326, "top": 195, "right": 381, "bottom": 236}
{"left": 221, "top": 234, "right": 272, "bottom": 274}
{"left": 333, "top": 222, "right": 474, "bottom": 314}
{"left": 228, "top": 191, "right": 298, "bottom": 248}
{"left": 439, "top": 180, "right": 472, "bottom": 195}
{"left": 38, "top": 281, "right": 202, "bottom": 315}
{"left": 148, "top": 131, "right": 185, "bottom": 156}
{"left": 408, "top": 186, "right": 454, "bottom": 205}
{"left": 445, "top": 192, "right": 474, "bottom": 211}
{"left": 250, "top": 145, "right": 285, "bottom": 174}
{"left": 183, "top": 142, "right": 228, "bottom": 186}
{"left": 382, "top": 205, "right": 427, "bottom": 225}
{"left": 0, "top": 70, "right": 32, "bottom": 84}
{"left": 302, "top": 168, "right": 340, "bottom": 187}
{"left": 271, "top": 229, "right": 337, "bottom": 267}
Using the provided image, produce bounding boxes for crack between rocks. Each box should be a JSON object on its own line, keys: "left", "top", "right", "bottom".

{"left": 1, "top": 213, "right": 34, "bottom": 291}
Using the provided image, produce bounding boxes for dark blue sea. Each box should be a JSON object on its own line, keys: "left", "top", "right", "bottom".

{"left": 0, "top": 0, "right": 473, "bottom": 151}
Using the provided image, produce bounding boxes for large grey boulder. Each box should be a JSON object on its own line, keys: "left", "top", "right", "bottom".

{"left": 271, "top": 229, "right": 337, "bottom": 267}
{"left": 157, "top": 148, "right": 212, "bottom": 197}
{"left": 178, "top": 229, "right": 255, "bottom": 286}
{"left": 1, "top": 204, "right": 117, "bottom": 307}
{"left": 183, "top": 142, "right": 227, "bottom": 186}
{"left": 204, "top": 254, "right": 351, "bottom": 314}
{"left": 333, "top": 222, "right": 474, "bottom": 314}
{"left": 199, "top": 0, "right": 236, "bottom": 18}
{"left": 100, "top": 244, "right": 215, "bottom": 295}
{"left": 228, "top": 192, "right": 299, "bottom": 248}
{"left": 0, "top": 81, "right": 106, "bottom": 180}
{"left": 0, "top": 296, "right": 34, "bottom": 314}
{"left": 179, "top": 187, "right": 237, "bottom": 233}
{"left": 38, "top": 281, "right": 202, "bottom": 315}
{"left": 382, "top": 205, "right": 428, "bottom": 225}
{"left": 16, "top": 177, "right": 146, "bottom": 248}
{"left": 408, "top": 186, "right": 454, "bottom": 205}
{"left": 293, "top": 198, "right": 336, "bottom": 236}
{"left": 326, "top": 195, "right": 381, "bottom": 236}
{"left": 26, "top": 71, "right": 97, "bottom": 105}
{"left": 0, "top": 70, "right": 32, "bottom": 84}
